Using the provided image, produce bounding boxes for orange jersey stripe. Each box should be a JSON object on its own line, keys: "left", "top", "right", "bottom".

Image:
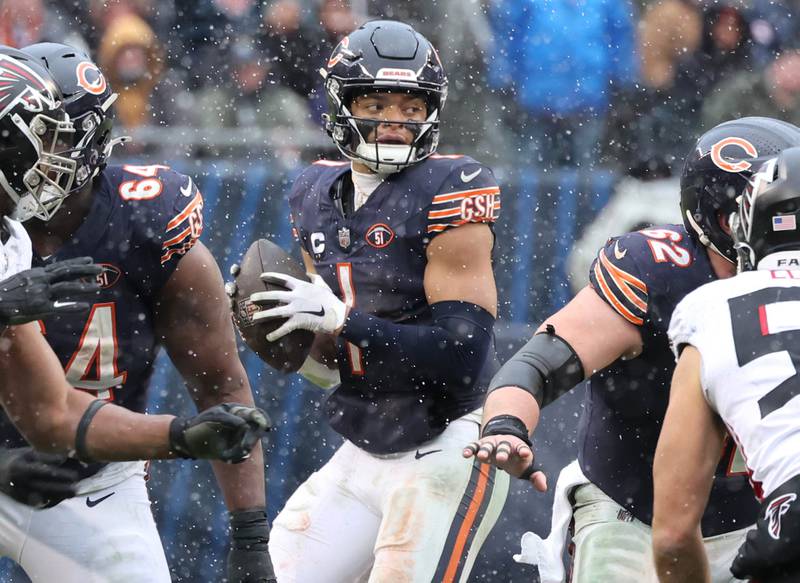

{"left": 599, "top": 249, "right": 647, "bottom": 293}
{"left": 593, "top": 263, "right": 644, "bottom": 326}
{"left": 166, "top": 192, "right": 203, "bottom": 231}
{"left": 442, "top": 464, "right": 491, "bottom": 583}
{"left": 432, "top": 186, "right": 500, "bottom": 204}
{"left": 598, "top": 251, "right": 648, "bottom": 312}
{"left": 427, "top": 216, "right": 496, "bottom": 233}
{"left": 428, "top": 208, "right": 462, "bottom": 219}
{"left": 160, "top": 236, "right": 200, "bottom": 264}
{"left": 162, "top": 226, "right": 192, "bottom": 249}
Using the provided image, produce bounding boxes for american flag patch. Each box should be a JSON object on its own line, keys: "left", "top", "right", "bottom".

{"left": 773, "top": 215, "right": 797, "bottom": 231}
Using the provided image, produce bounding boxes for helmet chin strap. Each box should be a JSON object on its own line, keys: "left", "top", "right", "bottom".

{"left": 684, "top": 209, "right": 736, "bottom": 264}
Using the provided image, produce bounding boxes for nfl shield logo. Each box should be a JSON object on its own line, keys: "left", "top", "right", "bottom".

{"left": 337, "top": 227, "right": 351, "bottom": 250}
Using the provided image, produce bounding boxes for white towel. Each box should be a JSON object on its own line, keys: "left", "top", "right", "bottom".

{"left": 513, "top": 460, "right": 589, "bottom": 583}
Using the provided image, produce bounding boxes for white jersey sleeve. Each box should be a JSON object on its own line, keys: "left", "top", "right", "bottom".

{"left": 668, "top": 292, "right": 701, "bottom": 359}
{"left": 668, "top": 284, "right": 720, "bottom": 407}
{"left": 0, "top": 218, "right": 32, "bottom": 280}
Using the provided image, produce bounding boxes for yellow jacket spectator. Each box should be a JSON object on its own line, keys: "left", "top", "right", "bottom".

{"left": 98, "top": 13, "right": 163, "bottom": 129}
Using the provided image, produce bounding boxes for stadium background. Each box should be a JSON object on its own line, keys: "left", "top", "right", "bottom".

{"left": 2, "top": 0, "right": 799, "bottom": 580}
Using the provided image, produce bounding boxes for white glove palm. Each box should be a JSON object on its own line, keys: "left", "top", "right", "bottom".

{"left": 250, "top": 272, "right": 347, "bottom": 341}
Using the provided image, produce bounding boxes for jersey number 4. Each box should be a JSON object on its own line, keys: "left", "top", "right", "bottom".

{"left": 63, "top": 303, "right": 127, "bottom": 400}
{"left": 729, "top": 287, "right": 800, "bottom": 418}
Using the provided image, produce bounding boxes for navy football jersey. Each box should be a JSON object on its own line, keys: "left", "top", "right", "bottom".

{"left": 583, "top": 224, "right": 758, "bottom": 536}
{"left": 289, "top": 155, "right": 501, "bottom": 453}
{"left": 0, "top": 164, "right": 203, "bottom": 451}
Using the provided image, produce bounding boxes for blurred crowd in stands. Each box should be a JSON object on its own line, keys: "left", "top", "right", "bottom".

{"left": 7, "top": 0, "right": 800, "bottom": 175}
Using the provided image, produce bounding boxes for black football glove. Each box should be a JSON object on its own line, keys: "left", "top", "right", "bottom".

{"left": 168, "top": 403, "right": 271, "bottom": 463}
{"left": 0, "top": 447, "right": 79, "bottom": 508}
{"left": 228, "top": 508, "right": 277, "bottom": 583}
{"left": 0, "top": 257, "right": 102, "bottom": 326}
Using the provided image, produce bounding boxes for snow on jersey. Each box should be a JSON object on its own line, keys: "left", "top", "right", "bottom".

{"left": 670, "top": 259, "right": 800, "bottom": 500}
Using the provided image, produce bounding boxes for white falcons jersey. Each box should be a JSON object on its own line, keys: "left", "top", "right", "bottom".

{"left": 669, "top": 253, "right": 800, "bottom": 500}
{"left": 0, "top": 218, "right": 32, "bottom": 279}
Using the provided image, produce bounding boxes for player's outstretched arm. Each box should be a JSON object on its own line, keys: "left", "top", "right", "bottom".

{"left": 154, "top": 241, "right": 275, "bottom": 583}
{"left": 466, "top": 285, "right": 643, "bottom": 487}
{"left": 652, "top": 346, "right": 724, "bottom": 583}
{"left": 0, "top": 323, "right": 269, "bottom": 462}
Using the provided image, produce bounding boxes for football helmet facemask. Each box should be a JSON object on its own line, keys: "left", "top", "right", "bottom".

{"left": 0, "top": 46, "right": 77, "bottom": 222}
{"left": 322, "top": 20, "right": 448, "bottom": 174}
{"left": 732, "top": 147, "right": 800, "bottom": 271}
{"left": 23, "top": 43, "right": 125, "bottom": 202}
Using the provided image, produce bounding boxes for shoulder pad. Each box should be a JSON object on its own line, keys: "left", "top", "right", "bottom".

{"left": 424, "top": 157, "right": 500, "bottom": 236}
{"left": 288, "top": 162, "right": 347, "bottom": 206}
{"left": 109, "top": 164, "right": 204, "bottom": 266}
{"left": 590, "top": 233, "right": 650, "bottom": 326}
{"left": 589, "top": 225, "right": 703, "bottom": 327}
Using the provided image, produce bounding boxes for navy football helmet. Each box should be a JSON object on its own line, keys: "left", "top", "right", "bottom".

{"left": 680, "top": 117, "right": 800, "bottom": 263}
{"left": 733, "top": 147, "right": 800, "bottom": 270}
{"left": 0, "top": 45, "right": 76, "bottom": 221}
{"left": 322, "top": 20, "right": 448, "bottom": 173}
{"left": 23, "top": 42, "right": 123, "bottom": 198}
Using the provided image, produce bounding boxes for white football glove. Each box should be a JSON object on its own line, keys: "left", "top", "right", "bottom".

{"left": 250, "top": 272, "right": 347, "bottom": 341}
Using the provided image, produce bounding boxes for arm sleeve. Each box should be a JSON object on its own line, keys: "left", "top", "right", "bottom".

{"left": 588, "top": 234, "right": 650, "bottom": 326}
{"left": 341, "top": 301, "right": 495, "bottom": 391}
{"left": 424, "top": 161, "right": 501, "bottom": 239}
{"left": 130, "top": 169, "right": 204, "bottom": 295}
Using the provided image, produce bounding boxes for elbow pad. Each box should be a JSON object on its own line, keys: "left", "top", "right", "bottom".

{"left": 488, "top": 326, "right": 584, "bottom": 406}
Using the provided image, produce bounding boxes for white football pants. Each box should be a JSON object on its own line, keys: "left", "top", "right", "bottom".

{"left": 0, "top": 469, "right": 170, "bottom": 582}
{"left": 269, "top": 411, "right": 510, "bottom": 583}
{"left": 570, "top": 482, "right": 750, "bottom": 583}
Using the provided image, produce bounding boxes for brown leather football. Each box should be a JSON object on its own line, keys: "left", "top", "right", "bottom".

{"left": 231, "top": 238, "right": 313, "bottom": 373}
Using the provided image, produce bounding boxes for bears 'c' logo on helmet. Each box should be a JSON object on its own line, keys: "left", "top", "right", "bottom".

{"left": 0, "top": 54, "right": 57, "bottom": 118}
{"left": 76, "top": 61, "right": 107, "bottom": 95}
{"left": 710, "top": 137, "right": 758, "bottom": 173}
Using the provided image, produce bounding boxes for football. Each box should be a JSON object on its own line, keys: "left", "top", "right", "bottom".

{"left": 231, "top": 238, "right": 314, "bottom": 373}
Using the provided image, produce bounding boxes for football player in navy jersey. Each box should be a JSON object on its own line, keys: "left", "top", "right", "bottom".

{"left": 245, "top": 20, "right": 509, "bottom": 582}
{"left": 465, "top": 118, "right": 800, "bottom": 582}
{"left": 0, "top": 45, "right": 268, "bottom": 514}
{"left": 0, "top": 43, "right": 276, "bottom": 583}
